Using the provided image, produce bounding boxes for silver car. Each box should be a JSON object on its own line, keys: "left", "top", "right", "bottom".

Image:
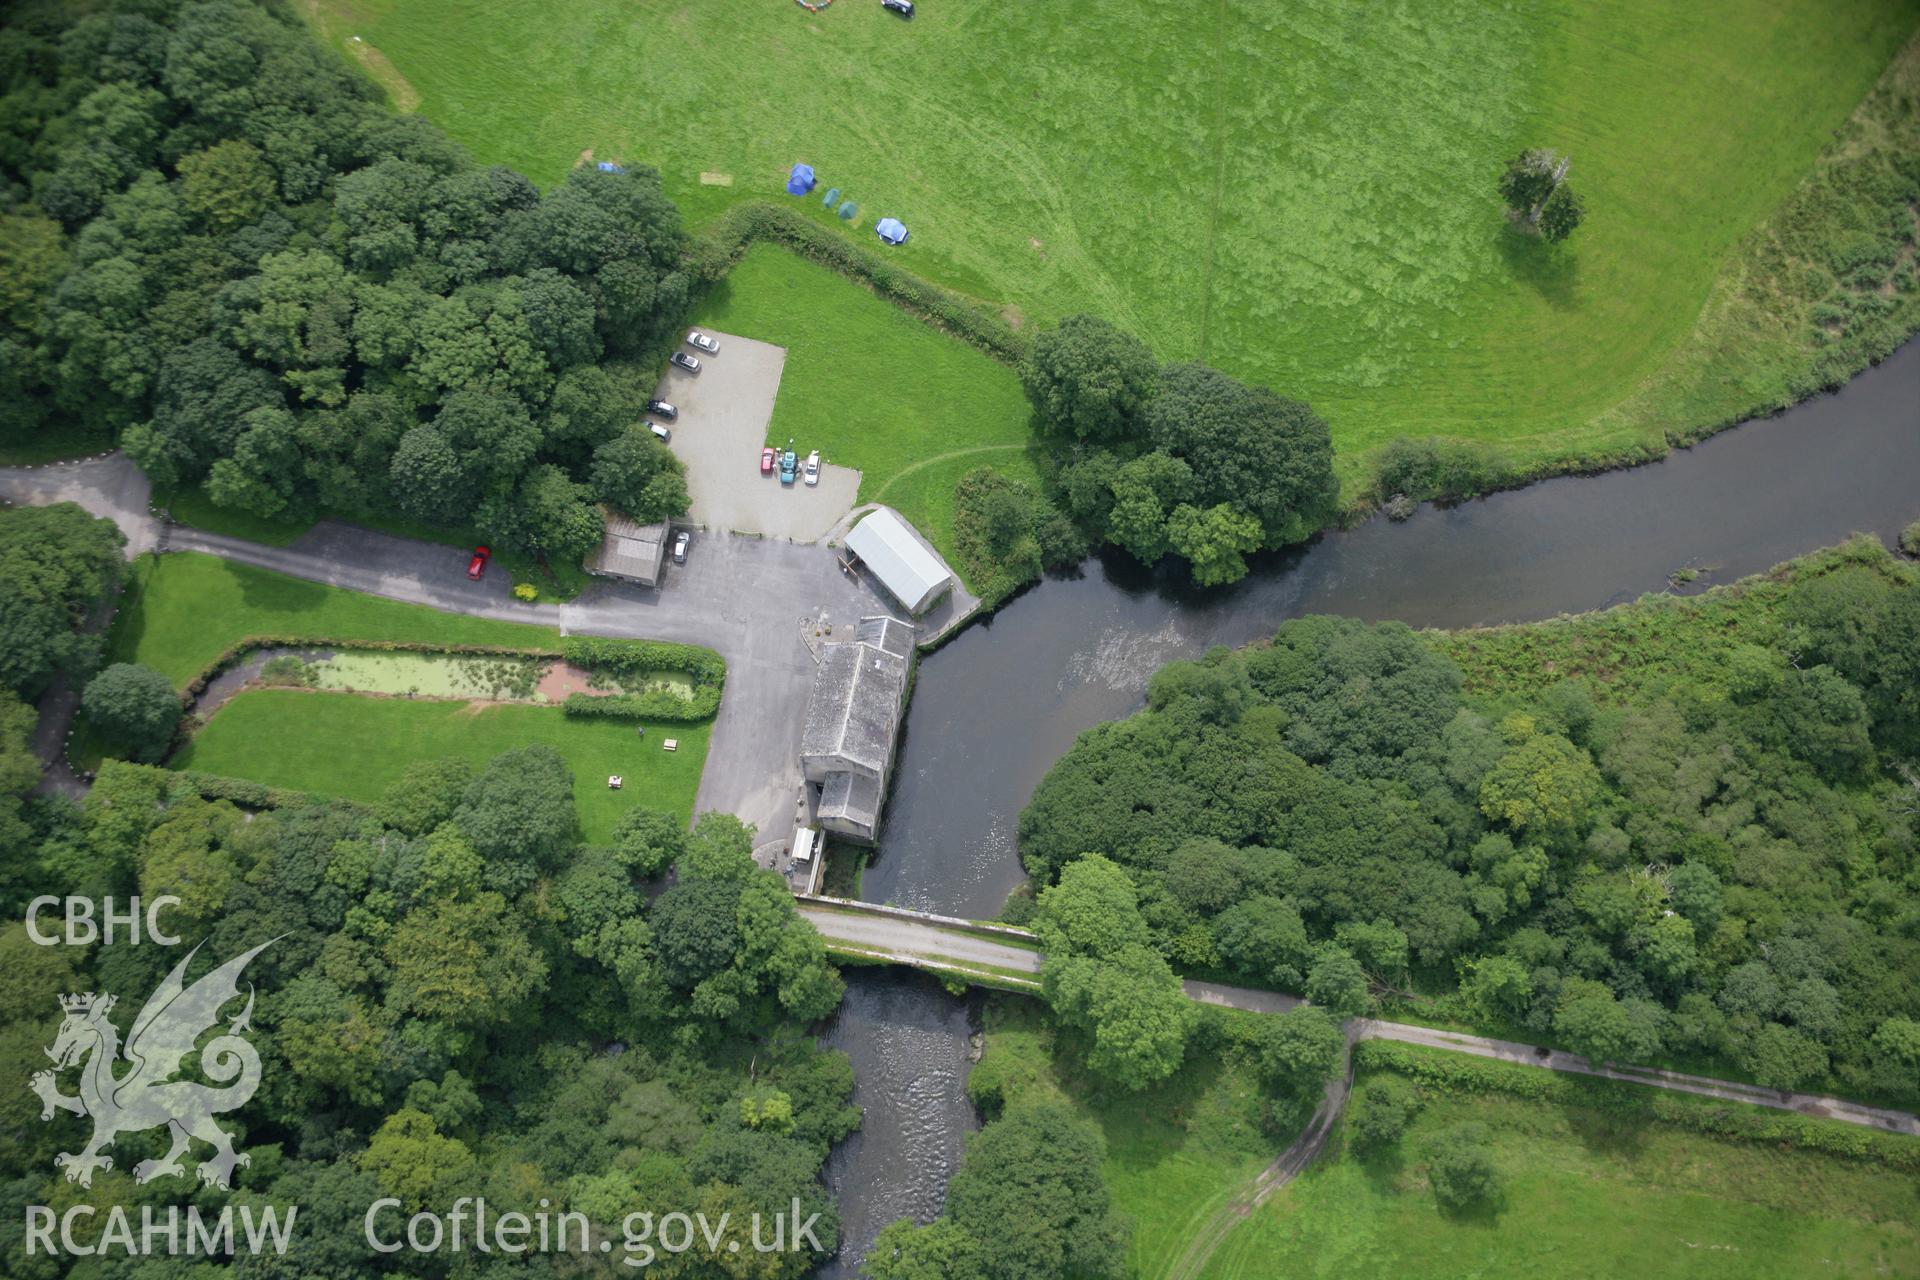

{"left": 672, "top": 532, "right": 690, "bottom": 563}
{"left": 686, "top": 331, "right": 719, "bottom": 354}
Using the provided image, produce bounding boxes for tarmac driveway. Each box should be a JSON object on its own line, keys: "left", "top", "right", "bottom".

{"left": 1, "top": 454, "right": 897, "bottom": 853}
{"left": 660, "top": 331, "right": 860, "bottom": 541}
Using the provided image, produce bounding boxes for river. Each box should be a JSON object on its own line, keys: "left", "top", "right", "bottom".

{"left": 819, "top": 339, "right": 1920, "bottom": 1275}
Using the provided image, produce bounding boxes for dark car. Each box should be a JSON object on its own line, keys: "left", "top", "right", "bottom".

{"left": 648, "top": 399, "right": 677, "bottom": 419}
{"left": 466, "top": 546, "right": 490, "bottom": 580}
{"left": 670, "top": 351, "right": 700, "bottom": 373}
{"left": 672, "top": 531, "right": 690, "bottom": 564}
{"left": 882, "top": 0, "right": 914, "bottom": 14}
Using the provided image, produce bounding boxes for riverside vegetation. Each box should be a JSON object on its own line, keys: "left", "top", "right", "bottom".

{"left": 1018, "top": 538, "right": 1920, "bottom": 1108}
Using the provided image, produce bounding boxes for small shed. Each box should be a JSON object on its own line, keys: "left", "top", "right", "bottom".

{"left": 786, "top": 163, "right": 816, "bottom": 195}
{"left": 844, "top": 508, "right": 953, "bottom": 615}
{"left": 874, "top": 217, "right": 908, "bottom": 245}
{"left": 585, "top": 514, "right": 669, "bottom": 587}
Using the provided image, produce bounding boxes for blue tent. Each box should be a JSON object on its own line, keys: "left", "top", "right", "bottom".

{"left": 595, "top": 161, "right": 626, "bottom": 174}
{"left": 875, "top": 217, "right": 908, "bottom": 245}
{"left": 786, "top": 163, "right": 816, "bottom": 195}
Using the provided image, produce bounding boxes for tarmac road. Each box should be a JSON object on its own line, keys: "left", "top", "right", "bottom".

{"left": 0, "top": 455, "right": 898, "bottom": 839}
{"left": 796, "top": 903, "right": 1920, "bottom": 1136}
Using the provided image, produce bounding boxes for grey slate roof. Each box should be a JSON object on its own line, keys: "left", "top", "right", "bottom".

{"left": 801, "top": 627, "right": 908, "bottom": 775}
{"left": 586, "top": 515, "right": 669, "bottom": 585}
{"left": 853, "top": 615, "right": 915, "bottom": 660}
{"left": 817, "top": 770, "right": 881, "bottom": 835}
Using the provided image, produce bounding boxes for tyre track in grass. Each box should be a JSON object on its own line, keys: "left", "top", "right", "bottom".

{"left": 869, "top": 443, "right": 1032, "bottom": 503}
{"left": 1162, "top": 1029, "right": 1357, "bottom": 1280}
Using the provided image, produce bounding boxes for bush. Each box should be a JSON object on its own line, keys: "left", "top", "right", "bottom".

{"left": 1352, "top": 1041, "right": 1920, "bottom": 1171}
{"left": 1349, "top": 1076, "right": 1423, "bottom": 1155}
{"left": 560, "top": 689, "right": 719, "bottom": 723}
{"left": 1372, "top": 437, "right": 1513, "bottom": 504}
{"left": 1899, "top": 520, "right": 1920, "bottom": 558}
{"left": 1426, "top": 1121, "right": 1502, "bottom": 1211}
{"left": 951, "top": 466, "right": 1086, "bottom": 606}
{"left": 82, "top": 663, "right": 183, "bottom": 762}
{"left": 560, "top": 636, "right": 726, "bottom": 687}
{"left": 173, "top": 770, "right": 318, "bottom": 810}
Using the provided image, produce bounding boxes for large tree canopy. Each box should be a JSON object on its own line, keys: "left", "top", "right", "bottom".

{"left": 941, "top": 1103, "right": 1129, "bottom": 1280}
{"left": 1019, "top": 312, "right": 1158, "bottom": 444}
{"left": 1024, "top": 317, "right": 1340, "bottom": 586}
{"left": 0, "top": 501, "right": 124, "bottom": 697}
{"left": 3, "top": 0, "right": 690, "bottom": 567}
{"left": 1020, "top": 546, "right": 1920, "bottom": 1105}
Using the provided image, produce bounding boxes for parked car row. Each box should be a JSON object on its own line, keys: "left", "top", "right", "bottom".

{"left": 652, "top": 334, "right": 718, "bottom": 437}
{"left": 761, "top": 446, "right": 821, "bottom": 487}
{"left": 670, "top": 331, "right": 719, "bottom": 376}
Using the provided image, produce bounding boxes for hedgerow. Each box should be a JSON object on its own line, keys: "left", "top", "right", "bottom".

{"left": 698, "top": 202, "right": 1026, "bottom": 363}
{"left": 1354, "top": 1040, "right": 1920, "bottom": 1170}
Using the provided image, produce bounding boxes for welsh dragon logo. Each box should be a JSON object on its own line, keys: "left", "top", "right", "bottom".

{"left": 30, "top": 939, "right": 274, "bottom": 1190}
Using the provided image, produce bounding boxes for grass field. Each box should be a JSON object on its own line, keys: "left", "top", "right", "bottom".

{"left": 1199, "top": 1065, "right": 1920, "bottom": 1279}
{"left": 174, "top": 689, "right": 708, "bottom": 841}
{"left": 309, "top": 0, "right": 1918, "bottom": 481}
{"left": 109, "top": 552, "right": 561, "bottom": 687}
{"left": 686, "top": 242, "right": 1039, "bottom": 555}
{"left": 971, "top": 997, "right": 1275, "bottom": 1280}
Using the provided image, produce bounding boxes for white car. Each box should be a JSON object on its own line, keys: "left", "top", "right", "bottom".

{"left": 804, "top": 450, "right": 820, "bottom": 486}
{"left": 686, "top": 331, "right": 719, "bottom": 354}
{"left": 649, "top": 423, "right": 671, "bottom": 442}
{"left": 672, "top": 531, "right": 690, "bottom": 563}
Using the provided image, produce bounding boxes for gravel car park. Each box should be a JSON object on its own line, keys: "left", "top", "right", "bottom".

{"left": 654, "top": 332, "right": 860, "bottom": 540}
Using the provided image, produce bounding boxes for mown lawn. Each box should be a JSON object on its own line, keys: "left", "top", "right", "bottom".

{"left": 686, "top": 242, "right": 1035, "bottom": 556}
{"left": 174, "top": 689, "right": 709, "bottom": 841}
{"left": 971, "top": 997, "right": 1274, "bottom": 1280}
{"left": 310, "top": 0, "right": 1917, "bottom": 480}
{"left": 1199, "top": 1066, "right": 1920, "bottom": 1280}
{"left": 110, "top": 552, "right": 560, "bottom": 687}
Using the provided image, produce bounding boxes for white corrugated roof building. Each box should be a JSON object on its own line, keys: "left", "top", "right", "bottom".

{"left": 844, "top": 508, "right": 954, "bottom": 615}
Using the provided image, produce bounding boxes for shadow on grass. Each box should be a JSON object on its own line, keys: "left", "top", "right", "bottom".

{"left": 1497, "top": 223, "right": 1579, "bottom": 310}
{"left": 1356, "top": 1145, "right": 1409, "bottom": 1197}
{"left": 1046, "top": 1022, "right": 1231, "bottom": 1171}
{"left": 1562, "top": 1100, "right": 1654, "bottom": 1161}
{"left": 227, "top": 557, "right": 329, "bottom": 616}
{"left": 106, "top": 557, "right": 156, "bottom": 668}
{"left": 1435, "top": 1190, "right": 1506, "bottom": 1227}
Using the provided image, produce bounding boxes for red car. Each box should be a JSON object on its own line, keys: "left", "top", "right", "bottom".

{"left": 467, "top": 546, "right": 490, "bottom": 580}
{"left": 760, "top": 447, "right": 776, "bottom": 475}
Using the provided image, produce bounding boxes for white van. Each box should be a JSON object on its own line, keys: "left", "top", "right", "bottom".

{"left": 649, "top": 422, "right": 671, "bottom": 443}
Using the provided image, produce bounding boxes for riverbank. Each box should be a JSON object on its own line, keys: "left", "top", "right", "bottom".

{"left": 827, "top": 335, "right": 1920, "bottom": 1275}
